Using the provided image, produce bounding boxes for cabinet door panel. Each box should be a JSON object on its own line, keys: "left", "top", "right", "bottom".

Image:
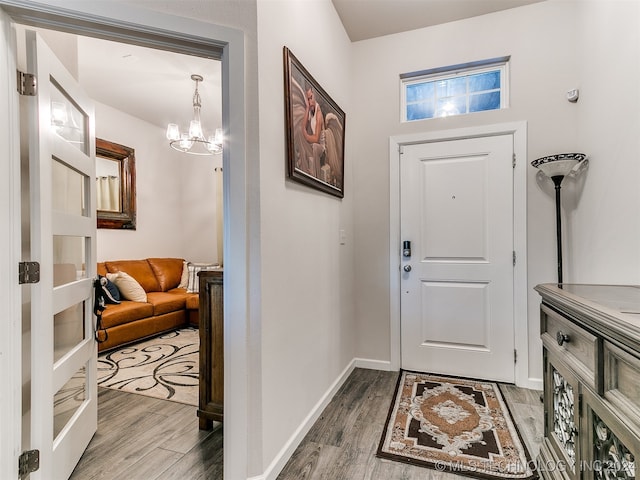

{"left": 581, "top": 388, "right": 638, "bottom": 480}
{"left": 545, "top": 350, "right": 582, "bottom": 480}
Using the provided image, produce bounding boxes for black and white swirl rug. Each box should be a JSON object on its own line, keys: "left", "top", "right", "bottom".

{"left": 97, "top": 327, "right": 199, "bottom": 406}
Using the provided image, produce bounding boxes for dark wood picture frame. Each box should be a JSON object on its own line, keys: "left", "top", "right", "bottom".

{"left": 283, "top": 47, "right": 346, "bottom": 198}
{"left": 96, "top": 138, "right": 137, "bottom": 230}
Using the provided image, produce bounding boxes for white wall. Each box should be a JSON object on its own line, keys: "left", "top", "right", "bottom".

{"left": 256, "top": 0, "right": 355, "bottom": 472}
{"left": 350, "top": 1, "right": 585, "bottom": 384}
{"left": 569, "top": 0, "right": 640, "bottom": 284}
{"left": 180, "top": 158, "right": 222, "bottom": 264}
{"left": 95, "top": 101, "right": 219, "bottom": 264}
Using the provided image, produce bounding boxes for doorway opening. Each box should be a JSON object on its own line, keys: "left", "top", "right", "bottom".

{"left": 2, "top": 3, "right": 249, "bottom": 478}
{"left": 19, "top": 20, "right": 223, "bottom": 474}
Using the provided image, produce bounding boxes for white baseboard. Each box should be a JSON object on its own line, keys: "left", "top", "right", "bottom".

{"left": 519, "top": 377, "right": 543, "bottom": 391}
{"left": 354, "top": 357, "right": 394, "bottom": 371}
{"left": 249, "top": 359, "right": 359, "bottom": 480}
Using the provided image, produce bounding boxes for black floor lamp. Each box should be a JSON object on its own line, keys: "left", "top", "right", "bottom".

{"left": 531, "top": 153, "right": 587, "bottom": 284}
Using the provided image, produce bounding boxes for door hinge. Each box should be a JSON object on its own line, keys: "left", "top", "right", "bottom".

{"left": 399, "top": 145, "right": 404, "bottom": 154}
{"left": 514, "top": 349, "right": 517, "bottom": 364}
{"left": 19, "top": 261, "right": 40, "bottom": 284}
{"left": 512, "top": 153, "right": 516, "bottom": 168}
{"left": 16, "top": 71, "right": 37, "bottom": 96}
{"left": 513, "top": 251, "right": 516, "bottom": 266}
{"left": 19, "top": 450, "right": 39, "bottom": 478}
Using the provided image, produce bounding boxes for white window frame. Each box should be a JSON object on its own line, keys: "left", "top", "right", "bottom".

{"left": 400, "top": 56, "right": 510, "bottom": 122}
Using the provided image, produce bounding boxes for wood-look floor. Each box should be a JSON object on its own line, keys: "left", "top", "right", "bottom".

{"left": 71, "top": 368, "right": 542, "bottom": 480}
{"left": 277, "top": 368, "right": 543, "bottom": 480}
{"left": 69, "top": 388, "right": 223, "bottom": 480}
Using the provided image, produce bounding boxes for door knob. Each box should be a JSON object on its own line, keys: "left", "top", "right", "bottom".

{"left": 403, "top": 265, "right": 412, "bottom": 272}
{"left": 556, "top": 331, "right": 570, "bottom": 346}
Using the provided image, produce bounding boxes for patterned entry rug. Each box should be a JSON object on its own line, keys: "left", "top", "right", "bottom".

{"left": 98, "top": 327, "right": 199, "bottom": 406}
{"left": 377, "top": 370, "right": 537, "bottom": 479}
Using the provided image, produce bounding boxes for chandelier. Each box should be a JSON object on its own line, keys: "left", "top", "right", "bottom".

{"left": 166, "top": 74, "right": 222, "bottom": 155}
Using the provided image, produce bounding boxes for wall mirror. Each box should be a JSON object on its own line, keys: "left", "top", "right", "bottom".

{"left": 96, "top": 138, "right": 136, "bottom": 229}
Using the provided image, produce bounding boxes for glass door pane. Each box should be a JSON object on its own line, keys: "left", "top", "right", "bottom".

{"left": 50, "top": 80, "right": 88, "bottom": 154}
{"left": 52, "top": 159, "right": 87, "bottom": 217}
{"left": 53, "top": 236, "right": 87, "bottom": 285}
{"left": 53, "top": 365, "right": 86, "bottom": 439}
{"left": 53, "top": 302, "right": 85, "bottom": 363}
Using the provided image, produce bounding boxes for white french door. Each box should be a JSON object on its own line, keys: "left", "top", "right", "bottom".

{"left": 400, "top": 135, "right": 515, "bottom": 383}
{"left": 26, "top": 30, "right": 97, "bottom": 479}
{"left": 0, "top": 8, "right": 22, "bottom": 480}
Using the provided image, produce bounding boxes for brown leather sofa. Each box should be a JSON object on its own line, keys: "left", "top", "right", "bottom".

{"left": 97, "top": 257, "right": 199, "bottom": 351}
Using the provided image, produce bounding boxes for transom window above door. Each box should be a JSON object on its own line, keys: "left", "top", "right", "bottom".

{"left": 401, "top": 56, "right": 510, "bottom": 121}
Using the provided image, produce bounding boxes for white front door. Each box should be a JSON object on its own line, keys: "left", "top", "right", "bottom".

{"left": 400, "top": 135, "right": 515, "bottom": 383}
{"left": 26, "top": 31, "right": 97, "bottom": 479}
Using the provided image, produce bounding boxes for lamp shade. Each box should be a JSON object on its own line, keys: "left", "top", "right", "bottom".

{"left": 166, "top": 123, "right": 180, "bottom": 141}
{"left": 531, "top": 153, "right": 586, "bottom": 178}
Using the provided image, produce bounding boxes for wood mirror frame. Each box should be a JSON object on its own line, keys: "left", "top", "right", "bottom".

{"left": 96, "top": 138, "right": 137, "bottom": 230}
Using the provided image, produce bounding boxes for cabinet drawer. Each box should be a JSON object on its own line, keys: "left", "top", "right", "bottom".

{"left": 604, "top": 340, "right": 640, "bottom": 430}
{"left": 541, "top": 304, "right": 600, "bottom": 391}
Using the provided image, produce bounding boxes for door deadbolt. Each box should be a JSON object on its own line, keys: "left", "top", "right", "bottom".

{"left": 403, "top": 240, "right": 411, "bottom": 258}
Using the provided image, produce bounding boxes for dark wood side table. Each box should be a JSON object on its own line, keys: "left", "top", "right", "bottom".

{"left": 197, "top": 269, "right": 223, "bottom": 430}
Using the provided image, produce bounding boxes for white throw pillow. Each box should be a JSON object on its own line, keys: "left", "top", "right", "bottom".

{"left": 186, "top": 262, "right": 220, "bottom": 294}
{"left": 106, "top": 271, "right": 147, "bottom": 302}
{"left": 178, "top": 261, "right": 189, "bottom": 289}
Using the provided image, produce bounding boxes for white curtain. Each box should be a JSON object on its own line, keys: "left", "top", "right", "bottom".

{"left": 96, "top": 175, "right": 120, "bottom": 211}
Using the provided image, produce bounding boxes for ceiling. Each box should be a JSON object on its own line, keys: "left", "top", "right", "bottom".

{"left": 75, "top": 36, "right": 221, "bottom": 132}
{"left": 30, "top": 26, "right": 222, "bottom": 133}
{"left": 36, "top": 0, "right": 545, "bottom": 130}
{"left": 331, "top": 0, "right": 546, "bottom": 42}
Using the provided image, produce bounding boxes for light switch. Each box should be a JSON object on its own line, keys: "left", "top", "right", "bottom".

{"left": 339, "top": 229, "right": 346, "bottom": 245}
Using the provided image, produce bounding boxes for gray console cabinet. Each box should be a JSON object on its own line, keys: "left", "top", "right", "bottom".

{"left": 535, "top": 284, "right": 640, "bottom": 480}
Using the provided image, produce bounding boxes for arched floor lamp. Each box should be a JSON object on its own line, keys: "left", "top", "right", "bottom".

{"left": 531, "top": 153, "right": 587, "bottom": 284}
